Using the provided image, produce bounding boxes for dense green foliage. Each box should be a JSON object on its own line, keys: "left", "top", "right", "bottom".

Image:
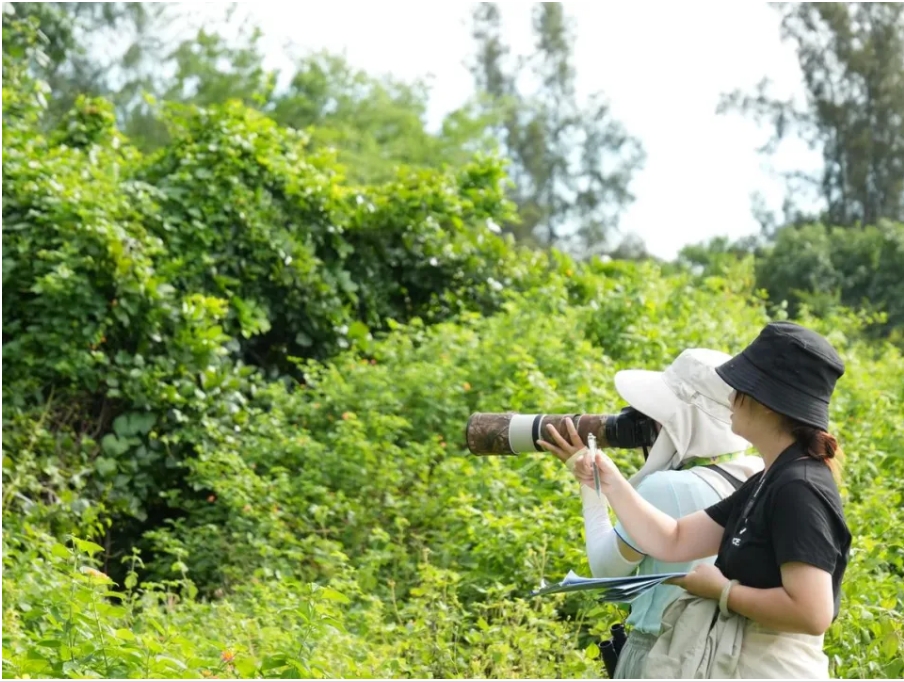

{"left": 4, "top": 6, "right": 904, "bottom": 681}
{"left": 5, "top": 230, "right": 904, "bottom": 678}
{"left": 755, "top": 221, "right": 904, "bottom": 338}
{"left": 2, "top": 54, "right": 547, "bottom": 549}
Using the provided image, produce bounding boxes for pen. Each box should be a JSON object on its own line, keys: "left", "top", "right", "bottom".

{"left": 588, "top": 433, "right": 602, "bottom": 500}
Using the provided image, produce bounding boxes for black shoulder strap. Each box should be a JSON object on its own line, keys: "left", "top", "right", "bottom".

{"left": 704, "top": 463, "right": 743, "bottom": 492}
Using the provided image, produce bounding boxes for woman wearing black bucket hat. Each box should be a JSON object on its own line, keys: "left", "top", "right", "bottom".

{"left": 572, "top": 322, "right": 852, "bottom": 678}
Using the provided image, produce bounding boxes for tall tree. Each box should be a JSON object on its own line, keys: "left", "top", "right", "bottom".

{"left": 470, "top": 2, "right": 646, "bottom": 255}
{"left": 719, "top": 2, "right": 904, "bottom": 228}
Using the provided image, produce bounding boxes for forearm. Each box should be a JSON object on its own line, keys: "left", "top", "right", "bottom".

{"left": 727, "top": 584, "right": 829, "bottom": 635}
{"left": 580, "top": 485, "right": 641, "bottom": 577}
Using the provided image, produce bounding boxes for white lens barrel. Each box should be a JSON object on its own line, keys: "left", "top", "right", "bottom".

{"left": 509, "top": 413, "right": 543, "bottom": 453}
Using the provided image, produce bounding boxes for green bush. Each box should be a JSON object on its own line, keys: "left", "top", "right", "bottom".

{"left": 755, "top": 221, "right": 904, "bottom": 338}
{"left": 135, "top": 100, "right": 545, "bottom": 373}
{"left": 3, "top": 91, "right": 242, "bottom": 535}
{"left": 3, "top": 80, "right": 554, "bottom": 561}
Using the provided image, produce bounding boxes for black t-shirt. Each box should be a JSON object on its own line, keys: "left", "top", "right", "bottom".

{"left": 705, "top": 442, "right": 852, "bottom": 619}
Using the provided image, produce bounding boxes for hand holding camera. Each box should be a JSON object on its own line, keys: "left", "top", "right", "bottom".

{"left": 536, "top": 417, "right": 586, "bottom": 463}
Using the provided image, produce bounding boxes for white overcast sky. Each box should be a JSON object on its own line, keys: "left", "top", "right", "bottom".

{"left": 189, "top": 1, "right": 822, "bottom": 260}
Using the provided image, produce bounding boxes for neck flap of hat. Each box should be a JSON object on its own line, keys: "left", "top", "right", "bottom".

{"left": 627, "top": 404, "right": 746, "bottom": 488}
{"left": 628, "top": 427, "right": 676, "bottom": 487}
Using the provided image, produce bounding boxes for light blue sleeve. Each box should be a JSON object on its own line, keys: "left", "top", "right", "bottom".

{"left": 614, "top": 470, "right": 718, "bottom": 555}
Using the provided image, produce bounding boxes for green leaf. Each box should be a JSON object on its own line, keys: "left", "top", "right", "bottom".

{"left": 261, "top": 654, "right": 288, "bottom": 671}
{"left": 147, "top": 618, "right": 166, "bottom": 636}
{"left": 131, "top": 412, "right": 156, "bottom": 435}
{"left": 155, "top": 655, "right": 187, "bottom": 670}
{"left": 235, "top": 658, "right": 258, "bottom": 677}
{"left": 72, "top": 538, "right": 105, "bottom": 556}
{"left": 318, "top": 587, "right": 350, "bottom": 604}
{"left": 51, "top": 543, "right": 71, "bottom": 560}
{"left": 882, "top": 631, "right": 900, "bottom": 659}
{"left": 113, "top": 412, "right": 156, "bottom": 437}
{"left": 101, "top": 434, "right": 130, "bottom": 457}
{"left": 348, "top": 320, "right": 370, "bottom": 341}
{"left": 113, "top": 414, "right": 130, "bottom": 437}
{"left": 114, "top": 628, "right": 137, "bottom": 642}
{"left": 95, "top": 456, "right": 117, "bottom": 477}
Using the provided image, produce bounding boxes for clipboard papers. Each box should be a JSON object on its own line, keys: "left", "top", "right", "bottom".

{"left": 530, "top": 570, "right": 686, "bottom": 602}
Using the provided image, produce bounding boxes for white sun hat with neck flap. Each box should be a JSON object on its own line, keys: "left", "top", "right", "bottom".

{"left": 614, "top": 348, "right": 754, "bottom": 488}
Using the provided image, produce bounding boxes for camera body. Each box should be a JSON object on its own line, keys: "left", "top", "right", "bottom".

{"left": 465, "top": 407, "right": 658, "bottom": 455}
{"left": 604, "top": 406, "right": 659, "bottom": 450}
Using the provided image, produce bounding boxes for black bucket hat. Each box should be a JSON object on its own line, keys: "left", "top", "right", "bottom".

{"left": 716, "top": 321, "right": 845, "bottom": 431}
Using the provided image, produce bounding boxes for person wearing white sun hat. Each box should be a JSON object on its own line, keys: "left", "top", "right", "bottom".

{"left": 539, "top": 348, "right": 764, "bottom": 679}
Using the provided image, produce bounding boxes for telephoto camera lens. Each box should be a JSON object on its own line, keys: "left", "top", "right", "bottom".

{"left": 465, "top": 409, "right": 658, "bottom": 455}
{"left": 465, "top": 413, "right": 612, "bottom": 455}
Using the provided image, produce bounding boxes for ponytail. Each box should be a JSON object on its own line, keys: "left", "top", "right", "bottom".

{"left": 787, "top": 421, "right": 844, "bottom": 482}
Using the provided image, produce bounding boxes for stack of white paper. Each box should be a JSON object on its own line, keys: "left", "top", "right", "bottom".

{"left": 530, "top": 570, "right": 686, "bottom": 603}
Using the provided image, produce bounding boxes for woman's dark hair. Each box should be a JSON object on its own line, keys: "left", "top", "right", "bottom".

{"left": 733, "top": 391, "right": 844, "bottom": 481}
{"left": 785, "top": 420, "right": 844, "bottom": 481}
